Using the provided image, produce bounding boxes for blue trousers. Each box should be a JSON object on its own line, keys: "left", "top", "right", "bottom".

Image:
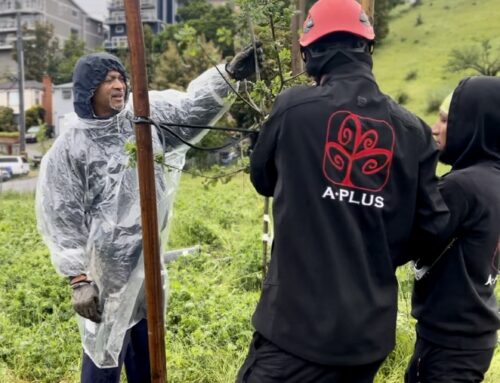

{"left": 81, "top": 319, "right": 151, "bottom": 383}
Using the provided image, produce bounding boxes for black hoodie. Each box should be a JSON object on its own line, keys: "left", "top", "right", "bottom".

{"left": 250, "top": 59, "right": 449, "bottom": 365}
{"left": 412, "top": 76, "right": 500, "bottom": 350}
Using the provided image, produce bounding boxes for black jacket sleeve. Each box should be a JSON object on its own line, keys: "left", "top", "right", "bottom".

{"left": 250, "top": 108, "right": 282, "bottom": 197}
{"left": 438, "top": 175, "right": 469, "bottom": 238}
{"left": 397, "top": 121, "right": 451, "bottom": 266}
{"left": 415, "top": 120, "right": 450, "bottom": 237}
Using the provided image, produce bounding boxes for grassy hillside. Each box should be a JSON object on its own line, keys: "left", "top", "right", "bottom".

{"left": 1, "top": 173, "right": 499, "bottom": 382}
{"left": 374, "top": 0, "right": 500, "bottom": 124}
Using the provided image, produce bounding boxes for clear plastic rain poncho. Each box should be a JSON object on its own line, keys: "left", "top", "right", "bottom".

{"left": 36, "top": 53, "right": 232, "bottom": 368}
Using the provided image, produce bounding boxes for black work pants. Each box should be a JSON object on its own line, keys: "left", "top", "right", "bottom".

{"left": 81, "top": 319, "right": 151, "bottom": 383}
{"left": 236, "top": 332, "right": 385, "bottom": 383}
{"left": 405, "top": 336, "right": 495, "bottom": 383}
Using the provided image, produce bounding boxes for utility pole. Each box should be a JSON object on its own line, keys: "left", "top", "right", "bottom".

{"left": 16, "top": 0, "right": 26, "bottom": 155}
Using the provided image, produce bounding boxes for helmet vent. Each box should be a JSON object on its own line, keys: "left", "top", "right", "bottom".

{"left": 304, "top": 16, "right": 314, "bottom": 33}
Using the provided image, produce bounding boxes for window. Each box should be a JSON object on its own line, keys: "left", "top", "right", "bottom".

{"left": 115, "top": 25, "right": 124, "bottom": 33}
{"left": 62, "top": 89, "right": 72, "bottom": 100}
{"left": 8, "top": 91, "right": 18, "bottom": 107}
{"left": 71, "top": 28, "right": 79, "bottom": 36}
{"left": 72, "top": 9, "right": 79, "bottom": 18}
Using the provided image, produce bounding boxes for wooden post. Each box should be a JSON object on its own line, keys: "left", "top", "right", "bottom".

{"left": 360, "top": 0, "right": 376, "bottom": 25}
{"left": 291, "top": 0, "right": 306, "bottom": 75}
{"left": 123, "top": 1, "right": 167, "bottom": 382}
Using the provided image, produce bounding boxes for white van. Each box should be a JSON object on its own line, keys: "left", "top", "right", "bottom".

{"left": 0, "top": 155, "right": 30, "bottom": 176}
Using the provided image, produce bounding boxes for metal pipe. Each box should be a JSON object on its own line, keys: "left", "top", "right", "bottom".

{"left": 16, "top": 1, "right": 26, "bottom": 155}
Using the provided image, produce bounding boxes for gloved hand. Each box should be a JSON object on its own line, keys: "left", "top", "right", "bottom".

{"left": 225, "top": 41, "right": 264, "bottom": 81}
{"left": 71, "top": 279, "right": 102, "bottom": 323}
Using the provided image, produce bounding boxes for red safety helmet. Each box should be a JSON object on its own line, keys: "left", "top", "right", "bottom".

{"left": 299, "top": 0, "right": 375, "bottom": 47}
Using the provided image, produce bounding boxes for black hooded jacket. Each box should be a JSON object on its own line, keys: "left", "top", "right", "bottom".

{"left": 249, "top": 58, "right": 449, "bottom": 365}
{"left": 412, "top": 76, "right": 500, "bottom": 350}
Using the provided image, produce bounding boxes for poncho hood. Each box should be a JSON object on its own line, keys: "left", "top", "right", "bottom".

{"left": 441, "top": 76, "right": 500, "bottom": 170}
{"left": 72, "top": 52, "right": 129, "bottom": 119}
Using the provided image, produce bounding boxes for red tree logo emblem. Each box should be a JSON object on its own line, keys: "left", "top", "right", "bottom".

{"left": 323, "top": 111, "right": 395, "bottom": 192}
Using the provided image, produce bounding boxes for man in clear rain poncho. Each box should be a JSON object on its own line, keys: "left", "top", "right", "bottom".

{"left": 36, "top": 48, "right": 262, "bottom": 382}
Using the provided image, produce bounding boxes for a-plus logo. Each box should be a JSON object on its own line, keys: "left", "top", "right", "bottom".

{"left": 323, "top": 111, "right": 395, "bottom": 193}
{"left": 484, "top": 237, "right": 500, "bottom": 286}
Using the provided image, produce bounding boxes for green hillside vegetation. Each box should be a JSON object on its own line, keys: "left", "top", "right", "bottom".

{"left": 374, "top": 0, "right": 500, "bottom": 124}
{"left": 1, "top": 174, "right": 499, "bottom": 382}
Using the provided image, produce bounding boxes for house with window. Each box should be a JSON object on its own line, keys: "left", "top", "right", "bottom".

{"left": 0, "top": 79, "right": 43, "bottom": 115}
{"left": 104, "top": 0, "right": 178, "bottom": 51}
{"left": 0, "top": 0, "right": 105, "bottom": 76}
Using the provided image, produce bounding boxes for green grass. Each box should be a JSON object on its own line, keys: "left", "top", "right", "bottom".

{"left": 373, "top": 0, "right": 500, "bottom": 124}
{"left": 1, "top": 172, "right": 499, "bottom": 382}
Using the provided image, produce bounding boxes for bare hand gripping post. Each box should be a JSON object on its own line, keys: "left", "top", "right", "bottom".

{"left": 123, "top": 1, "right": 167, "bottom": 382}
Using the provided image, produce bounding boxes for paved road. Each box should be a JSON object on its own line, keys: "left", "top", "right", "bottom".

{"left": 0, "top": 143, "right": 42, "bottom": 194}
{"left": 0, "top": 176, "right": 38, "bottom": 193}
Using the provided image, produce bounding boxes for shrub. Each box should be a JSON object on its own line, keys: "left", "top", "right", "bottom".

{"left": 404, "top": 70, "right": 418, "bottom": 81}
{"left": 396, "top": 91, "right": 410, "bottom": 105}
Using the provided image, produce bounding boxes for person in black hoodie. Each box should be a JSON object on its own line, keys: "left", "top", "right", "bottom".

{"left": 406, "top": 77, "right": 500, "bottom": 382}
{"left": 236, "top": 0, "right": 449, "bottom": 382}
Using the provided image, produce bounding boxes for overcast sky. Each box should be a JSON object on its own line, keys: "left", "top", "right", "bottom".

{"left": 74, "top": 0, "right": 109, "bottom": 21}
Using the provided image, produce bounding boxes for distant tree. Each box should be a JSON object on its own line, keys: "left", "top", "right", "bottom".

{"left": 25, "top": 105, "right": 45, "bottom": 128}
{"left": 35, "top": 121, "right": 50, "bottom": 154}
{"left": 446, "top": 39, "right": 500, "bottom": 76}
{"left": 374, "top": 0, "right": 390, "bottom": 43}
{"left": 174, "top": 0, "right": 237, "bottom": 56}
{"left": 0, "top": 106, "right": 16, "bottom": 132}
{"left": 388, "top": 0, "right": 405, "bottom": 8}
{"left": 13, "top": 22, "right": 59, "bottom": 81}
{"left": 53, "top": 33, "right": 86, "bottom": 84}
{"left": 151, "top": 30, "right": 221, "bottom": 90}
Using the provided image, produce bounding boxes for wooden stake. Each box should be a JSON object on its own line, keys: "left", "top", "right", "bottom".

{"left": 123, "top": 1, "right": 167, "bottom": 382}
{"left": 290, "top": 0, "right": 306, "bottom": 75}
{"left": 360, "top": 0, "right": 376, "bottom": 25}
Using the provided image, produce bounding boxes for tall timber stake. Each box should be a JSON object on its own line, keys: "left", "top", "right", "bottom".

{"left": 360, "top": 0, "right": 375, "bottom": 24}
{"left": 124, "top": 1, "right": 167, "bottom": 382}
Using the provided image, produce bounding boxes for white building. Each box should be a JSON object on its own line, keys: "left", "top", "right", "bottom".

{"left": 52, "top": 81, "right": 74, "bottom": 136}
{"left": 0, "top": 0, "right": 105, "bottom": 76}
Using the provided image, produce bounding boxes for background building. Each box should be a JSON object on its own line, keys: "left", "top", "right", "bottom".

{"left": 105, "top": 0, "right": 178, "bottom": 50}
{"left": 0, "top": 79, "right": 43, "bottom": 115}
{"left": 52, "top": 81, "right": 73, "bottom": 136}
{"left": 0, "top": 0, "right": 105, "bottom": 75}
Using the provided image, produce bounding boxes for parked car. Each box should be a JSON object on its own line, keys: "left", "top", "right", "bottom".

{"left": 32, "top": 154, "right": 43, "bottom": 168}
{"left": 220, "top": 150, "right": 239, "bottom": 165}
{"left": 25, "top": 126, "right": 40, "bottom": 143}
{"left": 0, "top": 168, "right": 11, "bottom": 182}
{"left": 0, "top": 155, "right": 30, "bottom": 176}
{"left": 25, "top": 125, "right": 54, "bottom": 143}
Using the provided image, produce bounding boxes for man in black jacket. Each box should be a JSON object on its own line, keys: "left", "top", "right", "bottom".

{"left": 406, "top": 77, "right": 500, "bottom": 382}
{"left": 236, "top": 0, "right": 449, "bottom": 382}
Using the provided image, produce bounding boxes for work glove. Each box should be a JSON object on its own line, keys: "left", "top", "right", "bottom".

{"left": 225, "top": 41, "right": 264, "bottom": 81}
{"left": 71, "top": 278, "right": 102, "bottom": 323}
